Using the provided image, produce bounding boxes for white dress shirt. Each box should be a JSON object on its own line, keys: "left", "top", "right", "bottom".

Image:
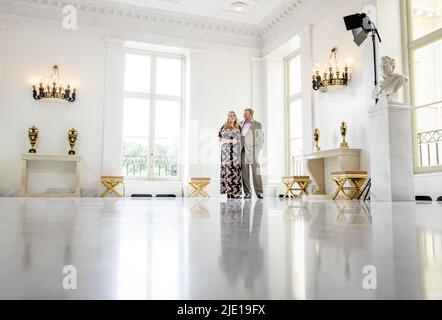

{"left": 241, "top": 120, "right": 253, "bottom": 136}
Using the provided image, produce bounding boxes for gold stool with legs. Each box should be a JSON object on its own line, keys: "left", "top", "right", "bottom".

{"left": 330, "top": 171, "right": 368, "bottom": 200}
{"left": 101, "top": 176, "right": 124, "bottom": 197}
{"left": 282, "top": 176, "right": 311, "bottom": 199}
{"left": 188, "top": 178, "right": 211, "bottom": 198}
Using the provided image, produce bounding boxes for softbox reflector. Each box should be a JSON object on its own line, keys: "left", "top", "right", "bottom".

{"left": 352, "top": 28, "right": 368, "bottom": 46}
{"left": 343, "top": 13, "right": 365, "bottom": 30}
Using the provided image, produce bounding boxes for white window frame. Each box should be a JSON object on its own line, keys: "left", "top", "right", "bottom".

{"left": 285, "top": 49, "right": 304, "bottom": 176}
{"left": 123, "top": 48, "right": 186, "bottom": 181}
{"left": 404, "top": 0, "right": 442, "bottom": 173}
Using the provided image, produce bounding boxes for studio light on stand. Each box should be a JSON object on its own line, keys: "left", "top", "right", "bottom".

{"left": 343, "top": 13, "right": 382, "bottom": 103}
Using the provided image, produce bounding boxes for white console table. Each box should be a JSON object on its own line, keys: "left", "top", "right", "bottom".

{"left": 304, "top": 148, "right": 362, "bottom": 196}
{"left": 17, "top": 154, "right": 82, "bottom": 197}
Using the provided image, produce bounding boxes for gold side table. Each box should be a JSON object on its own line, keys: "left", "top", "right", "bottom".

{"left": 188, "top": 178, "right": 211, "bottom": 198}
{"left": 331, "top": 171, "right": 368, "bottom": 200}
{"left": 101, "top": 176, "right": 124, "bottom": 197}
{"left": 282, "top": 176, "right": 311, "bottom": 199}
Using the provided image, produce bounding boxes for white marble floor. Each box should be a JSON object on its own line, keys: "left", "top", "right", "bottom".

{"left": 0, "top": 197, "right": 441, "bottom": 300}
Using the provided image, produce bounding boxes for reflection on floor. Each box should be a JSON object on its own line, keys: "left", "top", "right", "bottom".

{"left": 0, "top": 197, "right": 441, "bottom": 300}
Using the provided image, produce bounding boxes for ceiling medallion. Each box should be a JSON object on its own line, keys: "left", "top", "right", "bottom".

{"left": 231, "top": 2, "right": 248, "bottom": 13}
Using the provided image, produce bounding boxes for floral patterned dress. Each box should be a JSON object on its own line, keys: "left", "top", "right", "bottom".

{"left": 218, "top": 125, "right": 243, "bottom": 198}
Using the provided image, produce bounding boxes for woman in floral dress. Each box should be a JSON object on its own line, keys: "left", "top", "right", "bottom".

{"left": 218, "top": 111, "right": 243, "bottom": 199}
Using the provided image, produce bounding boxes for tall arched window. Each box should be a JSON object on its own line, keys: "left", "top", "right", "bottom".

{"left": 286, "top": 50, "right": 303, "bottom": 175}
{"left": 122, "top": 51, "right": 185, "bottom": 180}
{"left": 406, "top": 0, "right": 442, "bottom": 172}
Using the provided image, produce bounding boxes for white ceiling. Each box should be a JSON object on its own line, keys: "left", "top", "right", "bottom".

{"left": 96, "top": 0, "right": 288, "bottom": 24}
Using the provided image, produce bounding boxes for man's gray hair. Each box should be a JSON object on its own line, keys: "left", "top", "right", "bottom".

{"left": 244, "top": 108, "right": 254, "bottom": 116}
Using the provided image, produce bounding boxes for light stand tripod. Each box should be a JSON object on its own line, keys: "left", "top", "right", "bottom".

{"left": 344, "top": 13, "right": 382, "bottom": 104}
{"left": 369, "top": 24, "right": 382, "bottom": 103}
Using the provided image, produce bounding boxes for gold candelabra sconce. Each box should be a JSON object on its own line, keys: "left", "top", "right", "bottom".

{"left": 68, "top": 128, "right": 78, "bottom": 155}
{"left": 32, "top": 65, "right": 77, "bottom": 102}
{"left": 28, "top": 125, "right": 39, "bottom": 153}
{"left": 340, "top": 122, "right": 349, "bottom": 148}
{"left": 313, "top": 128, "right": 321, "bottom": 152}
{"left": 312, "top": 47, "right": 350, "bottom": 92}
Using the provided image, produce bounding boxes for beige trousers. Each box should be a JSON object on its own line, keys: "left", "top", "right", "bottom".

{"left": 241, "top": 149, "right": 264, "bottom": 197}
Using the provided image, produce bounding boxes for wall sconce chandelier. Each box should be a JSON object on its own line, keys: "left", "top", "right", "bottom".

{"left": 32, "top": 65, "right": 77, "bottom": 102}
{"left": 312, "top": 47, "right": 350, "bottom": 92}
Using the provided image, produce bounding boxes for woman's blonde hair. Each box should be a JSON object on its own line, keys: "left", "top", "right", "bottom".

{"left": 224, "top": 111, "right": 240, "bottom": 130}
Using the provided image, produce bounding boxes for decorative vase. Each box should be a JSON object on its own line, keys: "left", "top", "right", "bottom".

{"left": 68, "top": 128, "right": 78, "bottom": 155}
{"left": 340, "top": 122, "right": 349, "bottom": 148}
{"left": 313, "top": 128, "right": 321, "bottom": 152}
{"left": 28, "top": 125, "right": 39, "bottom": 153}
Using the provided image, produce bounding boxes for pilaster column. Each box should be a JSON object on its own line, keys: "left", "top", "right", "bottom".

{"left": 262, "top": 57, "right": 285, "bottom": 195}
{"left": 299, "top": 25, "right": 314, "bottom": 153}
{"left": 251, "top": 56, "right": 266, "bottom": 182}
{"left": 0, "top": 23, "right": 5, "bottom": 82}
{"left": 0, "top": 23, "right": 7, "bottom": 193}
{"left": 101, "top": 38, "right": 125, "bottom": 176}
{"left": 251, "top": 57, "right": 265, "bottom": 117}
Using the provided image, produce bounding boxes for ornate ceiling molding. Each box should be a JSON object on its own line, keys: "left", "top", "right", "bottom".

{"left": 12, "top": 0, "right": 261, "bottom": 37}
{"left": 258, "top": 0, "right": 307, "bottom": 36}
{"left": 0, "top": 0, "right": 311, "bottom": 49}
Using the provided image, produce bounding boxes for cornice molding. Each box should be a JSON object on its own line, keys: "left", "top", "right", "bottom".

{"left": 262, "top": 0, "right": 350, "bottom": 54}
{"left": 12, "top": 0, "right": 261, "bottom": 38}
{"left": 0, "top": 0, "right": 312, "bottom": 50}
{"left": 258, "top": 0, "right": 308, "bottom": 36}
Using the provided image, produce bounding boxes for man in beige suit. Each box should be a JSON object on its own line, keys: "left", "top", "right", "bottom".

{"left": 241, "top": 108, "right": 264, "bottom": 199}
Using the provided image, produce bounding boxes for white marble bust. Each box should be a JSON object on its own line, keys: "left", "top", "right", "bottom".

{"left": 372, "top": 56, "right": 409, "bottom": 104}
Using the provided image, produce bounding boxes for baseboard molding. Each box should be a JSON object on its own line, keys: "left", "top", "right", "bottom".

{"left": 0, "top": 188, "right": 19, "bottom": 197}
{"left": 0, "top": 188, "right": 99, "bottom": 197}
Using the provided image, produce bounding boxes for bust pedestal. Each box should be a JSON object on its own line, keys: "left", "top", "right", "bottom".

{"left": 368, "top": 99, "right": 415, "bottom": 201}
